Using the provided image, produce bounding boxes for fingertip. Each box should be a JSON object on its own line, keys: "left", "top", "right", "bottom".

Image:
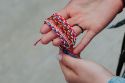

{"left": 52, "top": 38, "right": 62, "bottom": 46}
{"left": 61, "top": 53, "right": 80, "bottom": 71}
{"left": 40, "top": 37, "right": 49, "bottom": 44}
{"left": 62, "top": 53, "right": 77, "bottom": 63}
{"left": 73, "top": 46, "right": 84, "bottom": 55}
{"left": 62, "top": 54, "right": 69, "bottom": 62}
{"left": 40, "top": 24, "right": 51, "bottom": 34}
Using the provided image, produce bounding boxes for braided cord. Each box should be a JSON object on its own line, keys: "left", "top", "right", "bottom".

{"left": 45, "top": 13, "right": 78, "bottom": 58}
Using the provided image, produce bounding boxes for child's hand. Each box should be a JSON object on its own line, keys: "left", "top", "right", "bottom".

{"left": 41, "top": 0, "right": 124, "bottom": 54}
{"left": 59, "top": 53, "right": 114, "bottom": 83}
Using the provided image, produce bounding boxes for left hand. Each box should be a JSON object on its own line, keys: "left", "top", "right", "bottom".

{"left": 59, "top": 53, "right": 114, "bottom": 83}
{"left": 40, "top": 0, "right": 124, "bottom": 55}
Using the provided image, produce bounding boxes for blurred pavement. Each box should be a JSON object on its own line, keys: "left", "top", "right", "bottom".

{"left": 0, "top": 0, "right": 125, "bottom": 83}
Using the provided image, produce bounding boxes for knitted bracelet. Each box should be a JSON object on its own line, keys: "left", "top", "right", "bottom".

{"left": 44, "top": 13, "right": 78, "bottom": 58}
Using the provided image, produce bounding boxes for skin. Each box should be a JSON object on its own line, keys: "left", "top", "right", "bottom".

{"left": 40, "top": 0, "right": 124, "bottom": 83}
{"left": 59, "top": 53, "right": 114, "bottom": 83}
{"left": 40, "top": 0, "right": 124, "bottom": 55}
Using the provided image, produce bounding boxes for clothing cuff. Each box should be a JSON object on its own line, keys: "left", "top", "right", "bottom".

{"left": 108, "top": 76, "right": 125, "bottom": 83}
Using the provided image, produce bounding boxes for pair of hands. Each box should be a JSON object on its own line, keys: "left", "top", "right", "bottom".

{"left": 41, "top": 0, "right": 124, "bottom": 83}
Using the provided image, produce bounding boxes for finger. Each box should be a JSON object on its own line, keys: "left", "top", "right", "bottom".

{"left": 52, "top": 18, "right": 83, "bottom": 46}
{"left": 61, "top": 53, "right": 80, "bottom": 72}
{"left": 41, "top": 8, "right": 71, "bottom": 44}
{"left": 73, "top": 31, "right": 96, "bottom": 54}
{"left": 52, "top": 26, "right": 81, "bottom": 46}
{"left": 41, "top": 17, "right": 82, "bottom": 45}
{"left": 41, "top": 30, "right": 57, "bottom": 44}
{"left": 40, "top": 19, "right": 57, "bottom": 34}
{"left": 57, "top": 8, "right": 69, "bottom": 20}
{"left": 40, "top": 24, "right": 51, "bottom": 34}
{"left": 40, "top": 8, "right": 69, "bottom": 34}
{"left": 52, "top": 38, "right": 61, "bottom": 46}
{"left": 59, "top": 61, "right": 77, "bottom": 81}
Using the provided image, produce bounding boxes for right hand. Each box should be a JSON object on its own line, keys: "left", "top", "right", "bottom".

{"left": 41, "top": 0, "right": 124, "bottom": 54}
{"left": 59, "top": 53, "right": 114, "bottom": 83}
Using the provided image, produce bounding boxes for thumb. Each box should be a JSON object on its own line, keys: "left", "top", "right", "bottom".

{"left": 61, "top": 53, "right": 80, "bottom": 71}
